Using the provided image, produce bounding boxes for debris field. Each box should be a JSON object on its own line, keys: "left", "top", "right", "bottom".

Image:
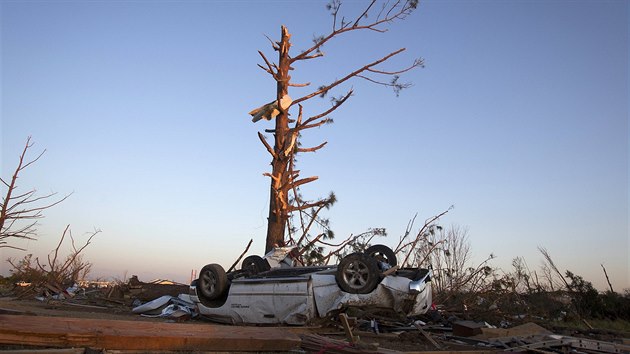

{"left": 1, "top": 276, "right": 629, "bottom": 353}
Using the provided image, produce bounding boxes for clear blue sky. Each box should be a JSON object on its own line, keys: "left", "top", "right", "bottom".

{"left": 1, "top": 0, "right": 628, "bottom": 290}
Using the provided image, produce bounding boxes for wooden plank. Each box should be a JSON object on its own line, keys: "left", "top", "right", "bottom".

{"left": 0, "top": 349, "right": 85, "bottom": 354}
{"left": 0, "top": 314, "right": 301, "bottom": 351}
{"left": 0, "top": 307, "right": 30, "bottom": 316}
{"left": 414, "top": 324, "right": 442, "bottom": 350}
{"left": 339, "top": 313, "right": 359, "bottom": 344}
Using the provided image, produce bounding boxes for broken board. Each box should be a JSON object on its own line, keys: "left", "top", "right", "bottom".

{"left": 0, "top": 314, "right": 301, "bottom": 351}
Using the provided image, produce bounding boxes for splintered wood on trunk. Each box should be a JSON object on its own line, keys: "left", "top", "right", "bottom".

{"left": 265, "top": 26, "right": 292, "bottom": 253}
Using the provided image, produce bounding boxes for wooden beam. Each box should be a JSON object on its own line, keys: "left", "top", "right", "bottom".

{"left": 339, "top": 313, "right": 359, "bottom": 344}
{"left": 414, "top": 323, "right": 442, "bottom": 350}
{"left": 0, "top": 349, "right": 84, "bottom": 354}
{"left": 0, "top": 315, "right": 301, "bottom": 351}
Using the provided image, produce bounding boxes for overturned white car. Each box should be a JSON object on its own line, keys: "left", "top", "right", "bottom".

{"left": 189, "top": 245, "right": 432, "bottom": 325}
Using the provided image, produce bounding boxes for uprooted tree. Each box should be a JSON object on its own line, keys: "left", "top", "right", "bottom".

{"left": 1, "top": 136, "right": 69, "bottom": 250}
{"left": 250, "top": 0, "right": 423, "bottom": 254}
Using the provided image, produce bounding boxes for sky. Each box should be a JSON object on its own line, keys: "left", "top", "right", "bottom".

{"left": 1, "top": 0, "right": 628, "bottom": 291}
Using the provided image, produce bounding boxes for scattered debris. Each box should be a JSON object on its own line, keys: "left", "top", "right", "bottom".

{"left": 473, "top": 321, "right": 553, "bottom": 339}
{"left": 2, "top": 276, "right": 630, "bottom": 354}
{"left": 126, "top": 275, "right": 188, "bottom": 301}
{"left": 504, "top": 336, "right": 630, "bottom": 353}
{"left": 4, "top": 275, "right": 190, "bottom": 317}
{"left": 131, "top": 294, "right": 197, "bottom": 320}
{"left": 2, "top": 254, "right": 629, "bottom": 352}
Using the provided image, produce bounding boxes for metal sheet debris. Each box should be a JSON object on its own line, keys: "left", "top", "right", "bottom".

{"left": 132, "top": 294, "right": 197, "bottom": 319}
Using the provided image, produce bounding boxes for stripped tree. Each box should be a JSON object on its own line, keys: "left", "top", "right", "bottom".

{"left": 250, "top": 0, "right": 423, "bottom": 253}
{"left": 1, "top": 137, "right": 69, "bottom": 250}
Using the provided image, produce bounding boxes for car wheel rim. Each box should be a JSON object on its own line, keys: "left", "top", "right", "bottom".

{"left": 201, "top": 272, "right": 216, "bottom": 295}
{"left": 343, "top": 260, "right": 369, "bottom": 289}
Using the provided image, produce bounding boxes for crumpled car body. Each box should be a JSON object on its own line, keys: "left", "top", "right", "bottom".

{"left": 189, "top": 265, "right": 432, "bottom": 325}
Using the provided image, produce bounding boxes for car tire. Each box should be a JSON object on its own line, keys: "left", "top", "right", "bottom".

{"left": 198, "top": 263, "right": 228, "bottom": 301}
{"left": 241, "top": 255, "right": 271, "bottom": 275}
{"left": 335, "top": 253, "right": 380, "bottom": 294}
{"left": 365, "top": 244, "right": 397, "bottom": 267}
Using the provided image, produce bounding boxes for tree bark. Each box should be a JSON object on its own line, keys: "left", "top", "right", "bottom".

{"left": 265, "top": 26, "right": 292, "bottom": 253}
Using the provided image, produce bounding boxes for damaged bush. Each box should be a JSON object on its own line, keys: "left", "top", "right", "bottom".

{"left": 7, "top": 225, "right": 100, "bottom": 288}
{"left": 392, "top": 208, "right": 496, "bottom": 305}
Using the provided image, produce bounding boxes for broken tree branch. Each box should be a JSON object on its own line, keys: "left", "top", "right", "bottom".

{"left": 356, "top": 74, "right": 411, "bottom": 90}
{"left": 264, "top": 34, "right": 280, "bottom": 51}
{"left": 258, "top": 50, "right": 278, "bottom": 78}
{"left": 538, "top": 247, "right": 572, "bottom": 291}
{"left": 297, "top": 142, "right": 328, "bottom": 153}
{"left": 353, "top": 0, "right": 376, "bottom": 28}
{"left": 601, "top": 263, "right": 614, "bottom": 293}
{"left": 295, "top": 52, "right": 325, "bottom": 61}
{"left": 292, "top": 48, "right": 406, "bottom": 106}
{"left": 295, "top": 119, "right": 331, "bottom": 132}
{"left": 294, "top": 205, "right": 328, "bottom": 248}
{"left": 258, "top": 132, "right": 277, "bottom": 158}
{"left": 296, "top": 233, "right": 327, "bottom": 257}
{"left": 288, "top": 82, "right": 311, "bottom": 88}
{"left": 227, "top": 238, "right": 254, "bottom": 273}
{"left": 366, "top": 57, "right": 425, "bottom": 75}
{"left": 292, "top": 0, "right": 417, "bottom": 62}
{"left": 288, "top": 198, "right": 330, "bottom": 213}
{"left": 302, "top": 90, "right": 353, "bottom": 126}
{"left": 288, "top": 176, "right": 319, "bottom": 190}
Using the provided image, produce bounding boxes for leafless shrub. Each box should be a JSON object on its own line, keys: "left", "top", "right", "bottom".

{"left": 394, "top": 207, "right": 452, "bottom": 267}
{"left": 390, "top": 208, "right": 497, "bottom": 304}
{"left": 7, "top": 225, "right": 100, "bottom": 287}
{"left": 423, "top": 225, "right": 495, "bottom": 302}
{"left": 507, "top": 256, "right": 544, "bottom": 293}
{"left": 487, "top": 248, "right": 630, "bottom": 321}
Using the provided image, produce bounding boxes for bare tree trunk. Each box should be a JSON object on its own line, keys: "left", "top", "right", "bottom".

{"left": 265, "top": 26, "right": 292, "bottom": 253}
{"left": 256, "top": 2, "right": 422, "bottom": 254}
